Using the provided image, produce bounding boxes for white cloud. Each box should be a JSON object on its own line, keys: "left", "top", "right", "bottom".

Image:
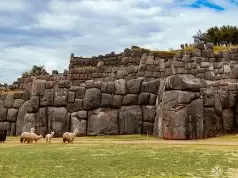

{"left": 0, "top": 0, "right": 238, "bottom": 84}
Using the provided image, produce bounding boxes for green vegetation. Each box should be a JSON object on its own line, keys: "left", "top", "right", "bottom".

{"left": 193, "top": 25, "right": 238, "bottom": 45}
{"left": 1, "top": 135, "right": 238, "bottom": 178}
{"left": 23, "top": 65, "right": 48, "bottom": 77}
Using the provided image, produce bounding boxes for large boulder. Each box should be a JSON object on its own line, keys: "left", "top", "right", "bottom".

{"left": 142, "top": 106, "right": 156, "bottom": 122}
{"left": 143, "top": 122, "right": 154, "bottom": 135}
{"left": 66, "top": 99, "right": 83, "bottom": 113}
{"left": 31, "top": 80, "right": 46, "bottom": 96}
{"left": 119, "top": 106, "right": 142, "bottom": 134}
{"left": 87, "top": 108, "right": 118, "bottom": 135}
{"left": 22, "top": 113, "right": 36, "bottom": 133}
{"left": 27, "top": 96, "right": 39, "bottom": 113}
{"left": 166, "top": 74, "right": 201, "bottom": 91}
{"left": 35, "top": 108, "right": 48, "bottom": 135}
{"left": 71, "top": 111, "right": 87, "bottom": 136}
{"left": 40, "top": 89, "right": 54, "bottom": 106}
{"left": 7, "top": 108, "right": 18, "bottom": 122}
{"left": 4, "top": 94, "right": 14, "bottom": 108}
{"left": 122, "top": 94, "right": 138, "bottom": 105}
{"left": 159, "top": 90, "right": 203, "bottom": 140}
{"left": 47, "top": 107, "right": 70, "bottom": 136}
{"left": 13, "top": 99, "right": 25, "bottom": 109}
{"left": 203, "top": 108, "right": 223, "bottom": 138}
{"left": 141, "top": 79, "right": 160, "bottom": 94}
{"left": 127, "top": 78, "right": 143, "bottom": 94}
{"left": 83, "top": 88, "right": 101, "bottom": 110}
{"left": 115, "top": 79, "right": 126, "bottom": 95}
{"left": 222, "top": 109, "right": 234, "bottom": 133}
{"left": 0, "top": 122, "right": 11, "bottom": 136}
{"left": 0, "top": 100, "right": 7, "bottom": 121}
{"left": 16, "top": 101, "right": 30, "bottom": 135}
{"left": 54, "top": 88, "right": 68, "bottom": 106}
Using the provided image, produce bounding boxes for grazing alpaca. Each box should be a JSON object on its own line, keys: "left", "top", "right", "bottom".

{"left": 20, "top": 127, "right": 35, "bottom": 143}
{"left": 24, "top": 133, "right": 43, "bottom": 143}
{"left": 45, "top": 131, "right": 54, "bottom": 143}
{"left": 63, "top": 129, "right": 79, "bottom": 143}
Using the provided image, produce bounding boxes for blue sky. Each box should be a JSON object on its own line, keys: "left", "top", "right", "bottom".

{"left": 0, "top": 0, "right": 238, "bottom": 84}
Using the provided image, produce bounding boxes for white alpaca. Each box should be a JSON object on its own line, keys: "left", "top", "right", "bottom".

{"left": 62, "top": 129, "right": 79, "bottom": 143}
{"left": 20, "top": 127, "right": 35, "bottom": 143}
{"left": 45, "top": 131, "right": 54, "bottom": 143}
{"left": 24, "top": 133, "right": 43, "bottom": 143}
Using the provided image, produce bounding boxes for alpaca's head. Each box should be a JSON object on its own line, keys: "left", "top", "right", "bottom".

{"left": 51, "top": 131, "right": 54, "bottom": 136}
{"left": 74, "top": 129, "right": 79, "bottom": 134}
{"left": 30, "top": 127, "right": 35, "bottom": 133}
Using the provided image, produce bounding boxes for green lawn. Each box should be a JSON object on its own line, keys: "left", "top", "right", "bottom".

{"left": 0, "top": 135, "right": 238, "bottom": 178}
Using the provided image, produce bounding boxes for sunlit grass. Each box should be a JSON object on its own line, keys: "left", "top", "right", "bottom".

{"left": 1, "top": 135, "right": 238, "bottom": 177}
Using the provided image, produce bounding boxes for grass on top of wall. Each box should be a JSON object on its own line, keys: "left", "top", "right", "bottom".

{"left": 0, "top": 89, "right": 24, "bottom": 95}
{"left": 132, "top": 45, "right": 238, "bottom": 58}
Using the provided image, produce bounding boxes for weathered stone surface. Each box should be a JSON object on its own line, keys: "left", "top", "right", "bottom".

{"left": 160, "top": 90, "right": 203, "bottom": 140}
{"left": 27, "top": 96, "right": 39, "bottom": 113}
{"left": 16, "top": 101, "right": 30, "bottom": 135}
{"left": 0, "top": 122, "right": 11, "bottom": 136}
{"left": 72, "top": 110, "right": 87, "bottom": 120}
{"left": 40, "top": 89, "right": 54, "bottom": 106}
{"left": 10, "top": 123, "right": 16, "bottom": 136}
{"left": 22, "top": 113, "right": 36, "bottom": 133}
{"left": 222, "top": 109, "right": 234, "bottom": 133}
{"left": 141, "top": 79, "right": 160, "bottom": 94}
{"left": 166, "top": 74, "right": 201, "bottom": 91}
{"left": 101, "top": 93, "right": 113, "bottom": 107}
{"left": 214, "top": 94, "right": 222, "bottom": 116}
{"left": 54, "top": 88, "right": 68, "bottom": 106}
{"left": 22, "top": 92, "right": 29, "bottom": 101}
{"left": 115, "top": 79, "right": 126, "bottom": 95}
{"left": 83, "top": 88, "right": 101, "bottom": 110}
{"left": 142, "top": 106, "right": 156, "bottom": 122}
{"left": 112, "top": 95, "right": 123, "bottom": 108}
{"left": 87, "top": 108, "right": 118, "bottom": 135}
{"left": 32, "top": 80, "right": 46, "bottom": 96}
{"left": 35, "top": 108, "right": 48, "bottom": 135}
{"left": 149, "top": 94, "right": 157, "bottom": 105}
{"left": 122, "top": 94, "right": 138, "bottom": 105}
{"left": 203, "top": 89, "right": 214, "bottom": 107}
{"left": 66, "top": 99, "right": 83, "bottom": 113}
{"left": 7, "top": 108, "right": 18, "bottom": 122}
{"left": 203, "top": 108, "right": 222, "bottom": 138}
{"left": 13, "top": 99, "right": 25, "bottom": 109}
{"left": 71, "top": 112, "right": 87, "bottom": 135}
{"left": 48, "top": 107, "right": 70, "bottom": 136}
{"left": 107, "top": 82, "right": 115, "bottom": 94}
{"left": 76, "top": 87, "right": 86, "bottom": 99}
{"left": 127, "top": 78, "right": 143, "bottom": 94}
{"left": 4, "top": 94, "right": 14, "bottom": 108}
{"left": 138, "top": 93, "right": 150, "bottom": 105}
{"left": 219, "top": 91, "right": 229, "bottom": 109}
{"left": 0, "top": 100, "right": 7, "bottom": 121}
{"left": 143, "top": 122, "right": 154, "bottom": 135}
{"left": 163, "top": 91, "right": 199, "bottom": 110}
{"left": 119, "top": 106, "right": 142, "bottom": 134}
{"left": 68, "top": 91, "right": 75, "bottom": 103}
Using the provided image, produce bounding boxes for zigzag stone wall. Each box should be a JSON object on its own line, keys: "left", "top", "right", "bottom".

{"left": 1, "top": 42, "right": 238, "bottom": 139}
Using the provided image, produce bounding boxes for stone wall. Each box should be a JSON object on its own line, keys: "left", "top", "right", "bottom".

{"left": 1, "top": 42, "right": 238, "bottom": 139}
{"left": 0, "top": 78, "right": 158, "bottom": 137}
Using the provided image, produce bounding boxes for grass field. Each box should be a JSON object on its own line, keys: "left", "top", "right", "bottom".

{"left": 1, "top": 135, "right": 238, "bottom": 178}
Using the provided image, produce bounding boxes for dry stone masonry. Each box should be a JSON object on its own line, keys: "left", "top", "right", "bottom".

{"left": 1, "top": 42, "right": 238, "bottom": 140}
